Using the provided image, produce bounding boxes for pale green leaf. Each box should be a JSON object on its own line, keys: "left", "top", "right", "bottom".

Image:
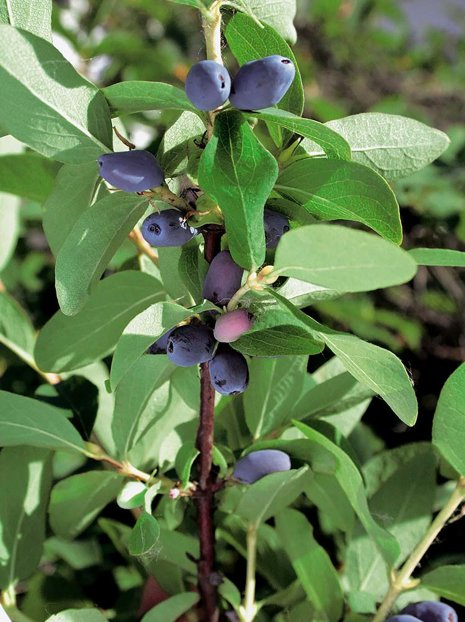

{"left": 274, "top": 225, "right": 416, "bottom": 291}
{"left": 0, "top": 25, "right": 112, "bottom": 163}
{"left": 0, "top": 390, "right": 86, "bottom": 453}
{"left": 276, "top": 508, "right": 343, "bottom": 622}
{"left": 55, "top": 194, "right": 149, "bottom": 315}
{"left": 241, "top": 0, "right": 297, "bottom": 43}
{"left": 409, "top": 248, "right": 465, "bottom": 267}
{"left": 432, "top": 362, "right": 465, "bottom": 475}
{"left": 49, "top": 471, "right": 123, "bottom": 538}
{"left": 275, "top": 160, "right": 402, "bottom": 243}
{"left": 141, "top": 593, "right": 199, "bottom": 622}
{"left": 421, "top": 565, "right": 465, "bottom": 606}
{"left": 0, "top": 153, "right": 59, "bottom": 202}
{"left": 198, "top": 110, "right": 278, "bottom": 269}
{"left": 0, "top": 291, "right": 36, "bottom": 364}
{"left": 45, "top": 609, "right": 108, "bottom": 622}
{"left": 103, "top": 81, "right": 200, "bottom": 117}
{"left": 0, "top": 0, "right": 52, "bottom": 40}
{"left": 35, "top": 271, "right": 165, "bottom": 373}
{"left": 0, "top": 447, "right": 52, "bottom": 589}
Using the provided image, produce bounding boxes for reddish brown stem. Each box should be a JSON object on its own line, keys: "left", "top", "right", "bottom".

{"left": 194, "top": 226, "right": 223, "bottom": 621}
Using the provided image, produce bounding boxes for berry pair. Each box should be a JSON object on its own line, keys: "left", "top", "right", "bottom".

{"left": 387, "top": 601, "right": 458, "bottom": 622}
{"left": 185, "top": 55, "right": 296, "bottom": 112}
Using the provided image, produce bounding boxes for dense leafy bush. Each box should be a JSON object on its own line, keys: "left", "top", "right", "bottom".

{"left": 1, "top": 1, "right": 465, "bottom": 622}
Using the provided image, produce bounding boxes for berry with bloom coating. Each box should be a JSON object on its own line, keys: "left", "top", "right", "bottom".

{"left": 98, "top": 150, "right": 163, "bottom": 192}
{"left": 166, "top": 325, "right": 216, "bottom": 367}
{"left": 214, "top": 309, "right": 252, "bottom": 343}
{"left": 233, "top": 449, "right": 291, "bottom": 484}
{"left": 141, "top": 210, "right": 197, "bottom": 247}
{"left": 202, "top": 251, "right": 243, "bottom": 305}
{"left": 209, "top": 346, "right": 249, "bottom": 395}
{"left": 229, "top": 55, "right": 295, "bottom": 111}
{"left": 264, "top": 209, "right": 290, "bottom": 249}
{"left": 401, "top": 602, "right": 458, "bottom": 622}
{"left": 185, "top": 60, "right": 231, "bottom": 111}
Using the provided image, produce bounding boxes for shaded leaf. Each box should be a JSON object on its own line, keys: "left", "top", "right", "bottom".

{"left": 103, "top": 81, "right": 199, "bottom": 116}
{"left": 141, "top": 592, "right": 199, "bottom": 622}
{"left": 0, "top": 153, "right": 59, "bottom": 202}
{"left": 421, "top": 565, "right": 465, "bottom": 606}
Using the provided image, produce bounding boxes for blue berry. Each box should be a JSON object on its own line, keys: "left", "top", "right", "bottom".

{"left": 401, "top": 602, "right": 458, "bottom": 622}
{"left": 264, "top": 209, "right": 290, "bottom": 249}
{"left": 209, "top": 346, "right": 249, "bottom": 395}
{"left": 147, "top": 330, "right": 173, "bottom": 354}
{"left": 229, "top": 55, "right": 296, "bottom": 111}
{"left": 97, "top": 150, "right": 163, "bottom": 192}
{"left": 233, "top": 449, "right": 291, "bottom": 484}
{"left": 386, "top": 617, "right": 422, "bottom": 622}
{"left": 185, "top": 60, "right": 232, "bottom": 111}
{"left": 166, "top": 325, "right": 216, "bottom": 367}
{"left": 141, "top": 210, "right": 197, "bottom": 247}
{"left": 202, "top": 251, "right": 243, "bottom": 306}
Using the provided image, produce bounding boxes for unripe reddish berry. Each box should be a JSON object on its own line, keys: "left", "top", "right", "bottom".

{"left": 213, "top": 309, "right": 252, "bottom": 343}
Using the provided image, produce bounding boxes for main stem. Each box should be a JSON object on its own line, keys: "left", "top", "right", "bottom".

{"left": 373, "top": 477, "right": 465, "bottom": 622}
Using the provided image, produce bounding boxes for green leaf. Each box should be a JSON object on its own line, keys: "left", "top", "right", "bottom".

{"left": 116, "top": 481, "right": 147, "bottom": 510}
{"left": 0, "top": 0, "right": 52, "bottom": 40}
{"left": 45, "top": 536, "right": 102, "bottom": 570}
{"left": 198, "top": 110, "right": 278, "bottom": 269}
{"left": 158, "top": 111, "right": 205, "bottom": 178}
{"left": 0, "top": 291, "right": 36, "bottom": 363}
{"left": 35, "top": 271, "right": 164, "bottom": 373}
{"left": 128, "top": 512, "right": 160, "bottom": 556}
{"left": 274, "top": 225, "right": 416, "bottom": 291}
{"left": 45, "top": 609, "right": 108, "bottom": 622}
{"left": 275, "top": 160, "right": 402, "bottom": 243}
{"left": 178, "top": 241, "right": 209, "bottom": 304}
{"left": 251, "top": 109, "right": 351, "bottom": 160}
{"left": 175, "top": 442, "right": 200, "bottom": 488}
{"left": 235, "top": 467, "right": 310, "bottom": 524}
{"left": 310, "top": 113, "right": 450, "bottom": 180}
{"left": 270, "top": 291, "right": 417, "bottom": 425}
{"left": 0, "top": 390, "right": 86, "bottom": 453}
{"left": 409, "top": 248, "right": 465, "bottom": 267}
{"left": 345, "top": 447, "right": 437, "bottom": 606}
{"left": 0, "top": 447, "right": 52, "bottom": 589}
{"left": 421, "top": 565, "right": 465, "bottom": 606}
{"left": 112, "top": 355, "right": 175, "bottom": 458}
{"left": 49, "top": 471, "right": 123, "bottom": 539}
{"left": 433, "top": 362, "right": 465, "bottom": 475}
{"left": 43, "top": 162, "right": 99, "bottom": 255}
{"left": 241, "top": 0, "right": 297, "bottom": 43}
{"left": 110, "top": 300, "right": 218, "bottom": 390}
{"left": 243, "top": 356, "right": 309, "bottom": 439}
{"left": 232, "top": 290, "right": 324, "bottom": 356}
{"left": 0, "top": 153, "right": 59, "bottom": 202}
{"left": 0, "top": 193, "right": 20, "bottom": 270}
{"left": 284, "top": 426, "right": 400, "bottom": 565}
{"left": 276, "top": 508, "right": 343, "bottom": 622}
{"left": 55, "top": 194, "right": 149, "bottom": 315}
{"left": 103, "top": 81, "right": 200, "bottom": 117}
{"left": 141, "top": 593, "right": 199, "bottom": 622}
{"left": 225, "top": 13, "right": 304, "bottom": 116}
{"left": 0, "top": 25, "right": 112, "bottom": 163}
{"left": 304, "top": 472, "right": 355, "bottom": 532}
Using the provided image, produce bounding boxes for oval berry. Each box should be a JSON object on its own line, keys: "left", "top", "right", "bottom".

{"left": 98, "top": 150, "right": 163, "bottom": 192}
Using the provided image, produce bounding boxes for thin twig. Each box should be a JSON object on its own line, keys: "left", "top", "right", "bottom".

{"left": 129, "top": 227, "right": 159, "bottom": 266}
{"left": 373, "top": 476, "right": 465, "bottom": 622}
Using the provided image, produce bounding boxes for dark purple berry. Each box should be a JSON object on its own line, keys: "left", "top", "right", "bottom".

{"left": 401, "top": 602, "right": 458, "bottom": 622}
{"left": 202, "top": 251, "right": 243, "bottom": 306}
{"left": 166, "top": 325, "right": 216, "bottom": 367}
{"left": 147, "top": 330, "right": 173, "bottom": 354}
{"left": 185, "top": 60, "right": 232, "bottom": 111}
{"left": 97, "top": 150, "right": 163, "bottom": 192}
{"left": 264, "top": 209, "right": 290, "bottom": 249}
{"left": 141, "top": 210, "right": 197, "bottom": 247}
{"left": 229, "top": 55, "right": 295, "bottom": 111}
{"left": 209, "top": 346, "right": 249, "bottom": 395}
{"left": 233, "top": 449, "right": 291, "bottom": 484}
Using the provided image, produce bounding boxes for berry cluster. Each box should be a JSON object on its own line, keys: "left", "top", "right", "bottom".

{"left": 185, "top": 55, "right": 295, "bottom": 112}
{"left": 387, "top": 601, "right": 457, "bottom": 622}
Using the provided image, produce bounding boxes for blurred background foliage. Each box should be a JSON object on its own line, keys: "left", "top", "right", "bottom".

{"left": 1, "top": 0, "right": 465, "bottom": 618}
